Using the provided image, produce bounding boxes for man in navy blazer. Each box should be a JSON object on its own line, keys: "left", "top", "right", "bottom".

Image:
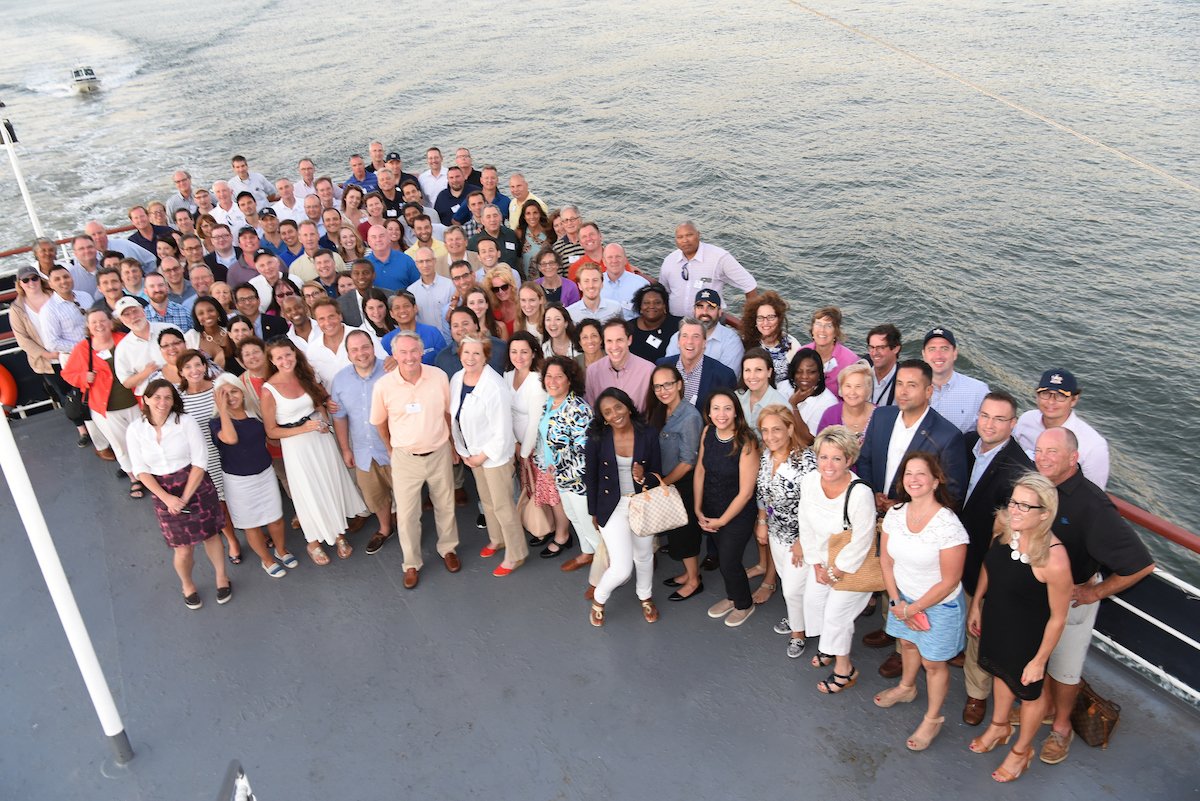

{"left": 656, "top": 316, "right": 737, "bottom": 410}
{"left": 855, "top": 359, "right": 968, "bottom": 509}
{"left": 958, "top": 390, "right": 1034, "bottom": 725}
{"left": 855, "top": 359, "right": 968, "bottom": 675}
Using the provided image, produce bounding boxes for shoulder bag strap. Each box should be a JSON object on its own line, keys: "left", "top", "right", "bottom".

{"left": 842, "top": 478, "right": 871, "bottom": 529}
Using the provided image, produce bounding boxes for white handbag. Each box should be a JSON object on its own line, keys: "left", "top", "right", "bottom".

{"left": 627, "top": 475, "right": 688, "bottom": 537}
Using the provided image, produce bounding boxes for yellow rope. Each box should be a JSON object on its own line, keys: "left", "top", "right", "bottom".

{"left": 786, "top": 1, "right": 1200, "bottom": 195}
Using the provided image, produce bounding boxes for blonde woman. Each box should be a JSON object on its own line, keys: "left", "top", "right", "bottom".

{"left": 516, "top": 282, "right": 547, "bottom": 338}
{"left": 967, "top": 473, "right": 1072, "bottom": 783}
{"left": 794, "top": 425, "right": 876, "bottom": 693}
{"left": 483, "top": 266, "right": 519, "bottom": 338}
{"left": 817, "top": 360, "right": 876, "bottom": 444}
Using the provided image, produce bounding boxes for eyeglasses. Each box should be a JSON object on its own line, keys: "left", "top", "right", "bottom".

{"left": 560, "top": 216, "right": 580, "bottom": 223}
{"left": 978, "top": 412, "right": 1014, "bottom": 423}
{"left": 652, "top": 381, "right": 679, "bottom": 392}
{"left": 1007, "top": 499, "right": 1045, "bottom": 512}
{"left": 756, "top": 314, "right": 778, "bottom": 322}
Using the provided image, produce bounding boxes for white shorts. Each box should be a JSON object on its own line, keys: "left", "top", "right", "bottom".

{"left": 1046, "top": 578, "right": 1102, "bottom": 686}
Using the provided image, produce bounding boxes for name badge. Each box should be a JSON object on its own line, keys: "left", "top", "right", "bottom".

{"left": 621, "top": 301, "right": 632, "bottom": 311}
{"left": 646, "top": 335, "right": 661, "bottom": 348}
{"left": 568, "top": 254, "right": 581, "bottom": 264}
{"left": 504, "top": 241, "right": 515, "bottom": 250}
{"left": 451, "top": 204, "right": 461, "bottom": 213}
{"left": 406, "top": 402, "right": 422, "bottom": 414}
{"left": 690, "top": 395, "right": 698, "bottom": 405}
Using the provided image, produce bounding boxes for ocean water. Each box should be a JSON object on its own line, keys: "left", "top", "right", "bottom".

{"left": 0, "top": 0, "right": 1197, "bottom": 573}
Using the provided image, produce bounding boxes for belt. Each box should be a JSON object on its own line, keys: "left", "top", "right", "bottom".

{"left": 277, "top": 418, "right": 311, "bottom": 429}
{"left": 407, "top": 450, "right": 434, "bottom": 457}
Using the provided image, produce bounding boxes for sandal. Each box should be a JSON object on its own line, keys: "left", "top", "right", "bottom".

{"left": 817, "top": 667, "right": 858, "bottom": 694}
{"left": 907, "top": 715, "right": 945, "bottom": 751}
{"left": 992, "top": 746, "right": 1034, "bottom": 783}
{"left": 874, "top": 683, "right": 919, "bottom": 708}
{"left": 128, "top": 481, "right": 145, "bottom": 499}
{"left": 335, "top": 535, "right": 353, "bottom": 560}
{"left": 307, "top": 543, "right": 330, "bottom": 566}
{"left": 745, "top": 564, "right": 767, "bottom": 580}
{"left": 227, "top": 551, "right": 242, "bottom": 565}
{"left": 969, "top": 721, "right": 1014, "bottom": 754}
{"left": 752, "top": 581, "right": 777, "bottom": 605}
{"left": 811, "top": 651, "right": 834, "bottom": 669}
{"left": 589, "top": 601, "right": 605, "bottom": 628}
{"left": 641, "top": 599, "right": 659, "bottom": 624}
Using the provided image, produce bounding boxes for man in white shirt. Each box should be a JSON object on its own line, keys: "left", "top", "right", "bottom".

{"left": 249, "top": 250, "right": 304, "bottom": 312}
{"left": 418, "top": 146, "right": 448, "bottom": 206}
{"left": 113, "top": 298, "right": 168, "bottom": 396}
{"left": 1013, "top": 368, "right": 1110, "bottom": 490}
{"left": 41, "top": 266, "right": 92, "bottom": 366}
{"left": 294, "top": 158, "right": 319, "bottom": 200}
{"left": 923, "top": 327, "right": 989, "bottom": 434}
{"left": 306, "top": 298, "right": 386, "bottom": 389}
{"left": 867, "top": 323, "right": 902, "bottom": 406}
{"left": 208, "top": 181, "right": 247, "bottom": 232}
{"left": 407, "top": 247, "right": 454, "bottom": 336}
{"left": 228, "top": 155, "right": 276, "bottom": 210}
{"left": 600, "top": 244, "right": 649, "bottom": 320}
{"left": 315, "top": 177, "right": 339, "bottom": 212}
{"left": 567, "top": 262, "right": 623, "bottom": 323}
{"left": 271, "top": 177, "right": 306, "bottom": 223}
{"left": 664, "top": 289, "right": 745, "bottom": 374}
{"left": 659, "top": 221, "right": 758, "bottom": 318}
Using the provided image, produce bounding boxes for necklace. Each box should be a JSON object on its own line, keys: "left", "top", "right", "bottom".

{"left": 1010, "top": 530, "right": 1031, "bottom": 564}
{"left": 204, "top": 328, "right": 227, "bottom": 344}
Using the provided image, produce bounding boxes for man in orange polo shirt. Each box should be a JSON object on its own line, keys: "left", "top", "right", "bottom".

{"left": 370, "top": 331, "right": 461, "bottom": 589}
{"left": 566, "top": 221, "right": 638, "bottom": 282}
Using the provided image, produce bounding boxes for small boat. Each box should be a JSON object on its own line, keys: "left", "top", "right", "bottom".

{"left": 70, "top": 65, "right": 100, "bottom": 94}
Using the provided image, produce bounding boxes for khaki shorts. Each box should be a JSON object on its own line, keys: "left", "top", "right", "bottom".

{"left": 1046, "top": 576, "right": 1101, "bottom": 686}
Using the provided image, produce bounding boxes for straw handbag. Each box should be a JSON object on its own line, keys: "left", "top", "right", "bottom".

{"left": 826, "top": 480, "right": 885, "bottom": 592}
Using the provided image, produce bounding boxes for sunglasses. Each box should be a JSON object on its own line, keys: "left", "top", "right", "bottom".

{"left": 20, "top": 275, "right": 42, "bottom": 283}
{"left": 491, "top": 284, "right": 511, "bottom": 293}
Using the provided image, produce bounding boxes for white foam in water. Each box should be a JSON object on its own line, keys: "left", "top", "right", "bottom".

{"left": 15, "top": 30, "right": 141, "bottom": 96}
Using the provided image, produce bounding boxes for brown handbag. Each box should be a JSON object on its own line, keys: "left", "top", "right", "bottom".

{"left": 827, "top": 480, "right": 885, "bottom": 593}
{"left": 517, "top": 490, "right": 552, "bottom": 538}
{"left": 1070, "top": 678, "right": 1121, "bottom": 748}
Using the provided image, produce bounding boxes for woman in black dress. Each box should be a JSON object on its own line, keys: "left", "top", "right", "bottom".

{"left": 694, "top": 388, "right": 761, "bottom": 628}
{"left": 967, "top": 473, "right": 1072, "bottom": 783}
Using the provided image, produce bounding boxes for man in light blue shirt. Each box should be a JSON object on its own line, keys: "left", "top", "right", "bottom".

{"left": 923, "top": 327, "right": 990, "bottom": 434}
{"left": 600, "top": 243, "right": 649, "bottom": 320}
{"left": 330, "top": 330, "right": 394, "bottom": 555}
{"left": 84, "top": 220, "right": 156, "bottom": 273}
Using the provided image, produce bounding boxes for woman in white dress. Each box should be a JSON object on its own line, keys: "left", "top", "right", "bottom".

{"left": 260, "top": 339, "right": 367, "bottom": 565}
{"left": 506, "top": 332, "right": 552, "bottom": 539}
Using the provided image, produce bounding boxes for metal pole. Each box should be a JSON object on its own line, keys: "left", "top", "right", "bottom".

{"left": 0, "top": 114, "right": 46, "bottom": 238}
{"left": 0, "top": 412, "right": 134, "bottom": 764}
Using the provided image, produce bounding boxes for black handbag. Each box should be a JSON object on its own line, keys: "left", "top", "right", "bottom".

{"left": 62, "top": 341, "right": 93, "bottom": 422}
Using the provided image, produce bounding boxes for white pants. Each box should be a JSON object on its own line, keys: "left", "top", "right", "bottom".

{"left": 559, "top": 488, "right": 608, "bottom": 585}
{"left": 770, "top": 538, "right": 808, "bottom": 635}
{"left": 803, "top": 567, "right": 871, "bottom": 656}
{"left": 91, "top": 406, "right": 142, "bottom": 474}
{"left": 85, "top": 420, "right": 110, "bottom": 451}
{"left": 595, "top": 497, "right": 653, "bottom": 604}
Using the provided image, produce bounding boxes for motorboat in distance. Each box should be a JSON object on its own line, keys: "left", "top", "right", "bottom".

{"left": 70, "top": 66, "right": 100, "bottom": 94}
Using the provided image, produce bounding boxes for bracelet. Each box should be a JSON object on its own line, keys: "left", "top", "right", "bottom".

{"left": 826, "top": 566, "right": 840, "bottom": 583}
{"left": 888, "top": 599, "right": 897, "bottom": 608}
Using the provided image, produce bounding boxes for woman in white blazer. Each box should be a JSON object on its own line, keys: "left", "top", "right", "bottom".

{"left": 450, "top": 337, "right": 530, "bottom": 576}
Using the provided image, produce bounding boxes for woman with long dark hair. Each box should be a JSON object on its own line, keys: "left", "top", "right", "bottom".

{"left": 647, "top": 364, "right": 705, "bottom": 601}
{"left": 585, "top": 388, "right": 662, "bottom": 625}
{"left": 185, "top": 296, "right": 236, "bottom": 370}
{"left": 541, "top": 303, "right": 580, "bottom": 359}
{"left": 517, "top": 200, "right": 556, "bottom": 277}
{"left": 260, "top": 339, "right": 367, "bottom": 564}
{"left": 360, "top": 287, "right": 395, "bottom": 338}
{"left": 695, "top": 387, "right": 761, "bottom": 628}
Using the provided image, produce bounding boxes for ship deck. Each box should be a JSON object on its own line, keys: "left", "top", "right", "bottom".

{"left": 2, "top": 412, "right": 1197, "bottom": 800}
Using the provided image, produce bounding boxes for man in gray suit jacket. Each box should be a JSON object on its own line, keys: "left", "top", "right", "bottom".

{"left": 338, "top": 258, "right": 393, "bottom": 327}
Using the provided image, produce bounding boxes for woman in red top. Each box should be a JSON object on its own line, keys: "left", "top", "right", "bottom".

{"left": 62, "top": 308, "right": 144, "bottom": 498}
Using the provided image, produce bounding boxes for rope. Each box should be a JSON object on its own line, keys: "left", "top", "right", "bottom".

{"left": 786, "top": 1, "right": 1200, "bottom": 195}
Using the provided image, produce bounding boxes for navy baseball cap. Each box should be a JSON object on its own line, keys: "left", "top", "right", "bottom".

{"left": 694, "top": 288, "right": 722, "bottom": 307}
{"left": 1037, "top": 369, "right": 1079, "bottom": 396}
{"left": 923, "top": 327, "right": 957, "bottom": 348}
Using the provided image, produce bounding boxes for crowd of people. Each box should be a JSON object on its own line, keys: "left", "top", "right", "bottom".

{"left": 8, "top": 143, "right": 1155, "bottom": 781}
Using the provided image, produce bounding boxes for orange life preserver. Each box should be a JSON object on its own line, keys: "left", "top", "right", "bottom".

{"left": 0, "top": 363, "right": 17, "bottom": 409}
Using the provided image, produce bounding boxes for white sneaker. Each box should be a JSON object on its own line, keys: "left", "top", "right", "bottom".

{"left": 773, "top": 617, "right": 792, "bottom": 635}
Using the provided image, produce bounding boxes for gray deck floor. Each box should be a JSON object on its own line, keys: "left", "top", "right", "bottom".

{"left": 2, "top": 413, "right": 1197, "bottom": 800}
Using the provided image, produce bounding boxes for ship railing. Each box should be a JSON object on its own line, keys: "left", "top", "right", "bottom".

{"left": 0, "top": 226, "right": 134, "bottom": 417}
